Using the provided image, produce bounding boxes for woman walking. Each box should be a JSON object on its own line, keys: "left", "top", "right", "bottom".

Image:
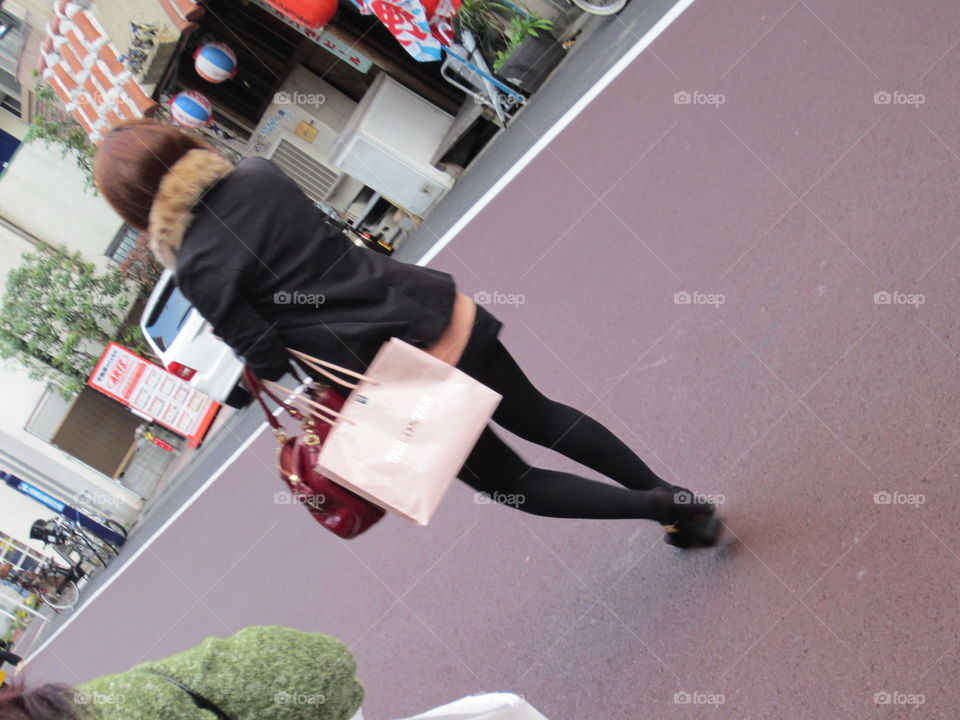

{"left": 94, "top": 120, "right": 720, "bottom": 548}
{"left": 0, "top": 626, "right": 363, "bottom": 720}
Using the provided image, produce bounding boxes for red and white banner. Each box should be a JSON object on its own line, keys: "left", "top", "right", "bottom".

{"left": 88, "top": 343, "right": 219, "bottom": 448}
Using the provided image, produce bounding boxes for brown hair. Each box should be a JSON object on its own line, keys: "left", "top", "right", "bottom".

{"left": 93, "top": 119, "right": 214, "bottom": 230}
{"left": 0, "top": 680, "right": 86, "bottom": 720}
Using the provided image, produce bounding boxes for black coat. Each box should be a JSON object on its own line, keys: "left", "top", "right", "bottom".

{"left": 149, "top": 152, "right": 456, "bottom": 382}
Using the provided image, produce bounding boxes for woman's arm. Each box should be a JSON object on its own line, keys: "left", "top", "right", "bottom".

{"left": 178, "top": 263, "right": 291, "bottom": 381}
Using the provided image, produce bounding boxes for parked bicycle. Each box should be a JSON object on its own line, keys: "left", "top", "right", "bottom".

{"left": 29, "top": 517, "right": 116, "bottom": 570}
{"left": 73, "top": 490, "right": 129, "bottom": 541}
{"left": 58, "top": 512, "right": 122, "bottom": 561}
{"left": 13, "top": 557, "right": 84, "bottom": 611}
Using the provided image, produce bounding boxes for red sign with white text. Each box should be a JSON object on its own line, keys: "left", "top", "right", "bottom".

{"left": 88, "top": 343, "right": 219, "bottom": 448}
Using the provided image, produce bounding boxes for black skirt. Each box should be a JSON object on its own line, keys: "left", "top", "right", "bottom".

{"left": 456, "top": 303, "right": 503, "bottom": 377}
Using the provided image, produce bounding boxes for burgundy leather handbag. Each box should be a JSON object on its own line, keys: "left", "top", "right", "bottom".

{"left": 243, "top": 367, "right": 386, "bottom": 539}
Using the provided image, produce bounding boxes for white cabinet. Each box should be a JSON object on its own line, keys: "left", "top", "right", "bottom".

{"left": 331, "top": 73, "right": 456, "bottom": 218}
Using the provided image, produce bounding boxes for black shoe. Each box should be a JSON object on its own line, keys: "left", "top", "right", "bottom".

{"left": 663, "top": 510, "right": 722, "bottom": 549}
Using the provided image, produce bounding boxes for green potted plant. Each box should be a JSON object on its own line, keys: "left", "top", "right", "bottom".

{"left": 455, "top": 0, "right": 565, "bottom": 95}
{"left": 492, "top": 13, "right": 564, "bottom": 93}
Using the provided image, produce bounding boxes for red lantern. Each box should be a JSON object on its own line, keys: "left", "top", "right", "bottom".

{"left": 263, "top": 0, "right": 338, "bottom": 28}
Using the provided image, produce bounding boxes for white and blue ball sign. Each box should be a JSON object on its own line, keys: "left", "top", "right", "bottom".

{"left": 170, "top": 90, "right": 213, "bottom": 128}
{"left": 194, "top": 42, "right": 237, "bottom": 84}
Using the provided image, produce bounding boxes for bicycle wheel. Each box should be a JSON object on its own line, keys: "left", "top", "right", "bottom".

{"left": 570, "top": 0, "right": 627, "bottom": 15}
{"left": 73, "top": 535, "right": 108, "bottom": 568}
{"left": 40, "top": 579, "right": 79, "bottom": 610}
{"left": 105, "top": 520, "right": 128, "bottom": 538}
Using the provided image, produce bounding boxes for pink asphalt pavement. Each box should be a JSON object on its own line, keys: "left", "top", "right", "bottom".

{"left": 20, "top": 1, "right": 960, "bottom": 718}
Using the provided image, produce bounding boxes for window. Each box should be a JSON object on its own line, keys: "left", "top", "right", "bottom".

{"left": 0, "top": 92, "right": 19, "bottom": 117}
{"left": 106, "top": 224, "right": 141, "bottom": 264}
{"left": 2, "top": 546, "right": 22, "bottom": 565}
{"left": 0, "top": 531, "right": 46, "bottom": 574}
{"left": 143, "top": 280, "right": 193, "bottom": 353}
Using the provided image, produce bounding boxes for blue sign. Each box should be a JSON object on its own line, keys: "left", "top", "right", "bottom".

{"left": 17, "top": 481, "right": 66, "bottom": 513}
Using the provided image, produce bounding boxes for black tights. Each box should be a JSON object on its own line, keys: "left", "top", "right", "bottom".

{"left": 458, "top": 341, "right": 711, "bottom": 522}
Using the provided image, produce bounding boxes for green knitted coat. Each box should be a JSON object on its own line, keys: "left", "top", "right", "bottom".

{"left": 71, "top": 626, "right": 363, "bottom": 720}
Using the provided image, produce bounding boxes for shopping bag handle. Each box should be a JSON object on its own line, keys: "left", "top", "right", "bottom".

{"left": 288, "top": 348, "right": 380, "bottom": 390}
{"left": 261, "top": 379, "right": 352, "bottom": 426}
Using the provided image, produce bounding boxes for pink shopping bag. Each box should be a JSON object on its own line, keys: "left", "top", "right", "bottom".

{"left": 290, "top": 339, "right": 501, "bottom": 525}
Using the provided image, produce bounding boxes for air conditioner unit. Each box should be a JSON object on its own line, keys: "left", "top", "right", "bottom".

{"left": 245, "top": 65, "right": 363, "bottom": 211}
{"left": 264, "top": 132, "right": 343, "bottom": 204}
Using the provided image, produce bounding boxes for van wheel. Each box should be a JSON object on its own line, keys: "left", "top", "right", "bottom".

{"left": 224, "top": 383, "right": 252, "bottom": 409}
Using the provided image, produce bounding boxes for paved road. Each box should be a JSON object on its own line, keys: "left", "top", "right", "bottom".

{"left": 19, "top": 1, "right": 960, "bottom": 718}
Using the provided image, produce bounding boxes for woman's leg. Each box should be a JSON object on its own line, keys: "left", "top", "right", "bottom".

{"left": 468, "top": 341, "right": 673, "bottom": 492}
{"left": 459, "top": 427, "right": 711, "bottom": 521}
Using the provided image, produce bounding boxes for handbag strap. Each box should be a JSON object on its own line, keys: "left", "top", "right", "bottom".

{"left": 243, "top": 367, "right": 354, "bottom": 431}
{"left": 145, "top": 670, "right": 232, "bottom": 720}
{"left": 242, "top": 366, "right": 285, "bottom": 431}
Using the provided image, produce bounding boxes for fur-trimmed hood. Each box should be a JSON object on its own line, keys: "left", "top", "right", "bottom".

{"left": 147, "top": 149, "right": 236, "bottom": 269}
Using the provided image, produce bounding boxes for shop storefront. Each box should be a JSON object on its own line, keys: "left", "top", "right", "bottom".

{"left": 144, "top": 0, "right": 578, "bottom": 250}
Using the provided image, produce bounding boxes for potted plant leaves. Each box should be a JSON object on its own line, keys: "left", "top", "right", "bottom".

{"left": 455, "top": 0, "right": 565, "bottom": 95}
{"left": 492, "top": 13, "right": 565, "bottom": 94}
